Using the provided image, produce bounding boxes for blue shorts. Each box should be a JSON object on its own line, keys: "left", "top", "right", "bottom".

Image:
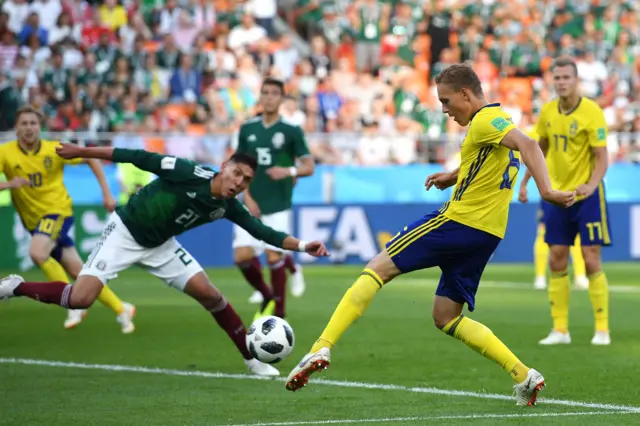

{"left": 385, "top": 212, "right": 501, "bottom": 311}
{"left": 30, "top": 215, "right": 75, "bottom": 261}
{"left": 542, "top": 183, "right": 612, "bottom": 247}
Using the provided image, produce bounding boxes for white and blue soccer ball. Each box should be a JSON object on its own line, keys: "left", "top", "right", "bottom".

{"left": 246, "top": 316, "right": 295, "bottom": 364}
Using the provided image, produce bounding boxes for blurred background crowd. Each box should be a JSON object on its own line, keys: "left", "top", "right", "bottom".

{"left": 1, "top": 0, "right": 640, "bottom": 167}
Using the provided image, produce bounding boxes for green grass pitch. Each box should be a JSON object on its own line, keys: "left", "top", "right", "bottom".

{"left": 1, "top": 264, "right": 640, "bottom": 425}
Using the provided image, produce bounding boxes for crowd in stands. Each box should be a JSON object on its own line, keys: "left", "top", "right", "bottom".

{"left": 1, "top": 0, "right": 639, "bottom": 166}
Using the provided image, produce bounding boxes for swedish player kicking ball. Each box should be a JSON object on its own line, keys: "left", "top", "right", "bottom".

{"left": 0, "top": 105, "right": 135, "bottom": 332}
{"left": 233, "top": 78, "right": 315, "bottom": 320}
{"left": 519, "top": 57, "right": 612, "bottom": 346}
{"left": 0, "top": 144, "right": 329, "bottom": 376}
{"left": 285, "top": 64, "right": 575, "bottom": 405}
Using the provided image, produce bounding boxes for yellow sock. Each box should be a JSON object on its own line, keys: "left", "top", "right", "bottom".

{"left": 442, "top": 315, "right": 530, "bottom": 384}
{"left": 588, "top": 271, "right": 609, "bottom": 332}
{"left": 97, "top": 285, "right": 125, "bottom": 315}
{"left": 534, "top": 225, "right": 548, "bottom": 279}
{"left": 40, "top": 257, "right": 70, "bottom": 282}
{"left": 311, "top": 268, "right": 382, "bottom": 352}
{"left": 549, "top": 270, "right": 570, "bottom": 333}
{"left": 570, "top": 234, "right": 586, "bottom": 278}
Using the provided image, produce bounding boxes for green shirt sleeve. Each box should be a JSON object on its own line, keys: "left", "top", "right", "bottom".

{"left": 292, "top": 126, "right": 310, "bottom": 158}
{"left": 236, "top": 125, "right": 248, "bottom": 154}
{"left": 112, "top": 148, "right": 198, "bottom": 182}
{"left": 225, "top": 199, "right": 289, "bottom": 247}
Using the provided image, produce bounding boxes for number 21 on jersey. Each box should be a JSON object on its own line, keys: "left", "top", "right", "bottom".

{"left": 176, "top": 209, "right": 199, "bottom": 227}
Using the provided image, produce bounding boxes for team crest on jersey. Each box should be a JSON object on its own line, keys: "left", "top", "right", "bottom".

{"left": 272, "top": 132, "right": 285, "bottom": 148}
{"left": 210, "top": 208, "right": 225, "bottom": 220}
{"left": 248, "top": 134, "right": 257, "bottom": 142}
{"left": 569, "top": 120, "right": 578, "bottom": 137}
{"left": 43, "top": 156, "right": 53, "bottom": 170}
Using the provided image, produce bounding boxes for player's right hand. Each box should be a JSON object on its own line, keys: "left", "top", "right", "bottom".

{"left": 542, "top": 190, "right": 575, "bottom": 208}
{"left": 304, "top": 241, "right": 330, "bottom": 257}
{"left": 425, "top": 172, "right": 456, "bottom": 191}
{"left": 55, "top": 142, "right": 83, "bottom": 159}
{"left": 518, "top": 185, "right": 528, "bottom": 203}
{"left": 9, "top": 177, "right": 30, "bottom": 188}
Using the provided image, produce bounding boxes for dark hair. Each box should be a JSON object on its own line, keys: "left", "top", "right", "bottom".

{"left": 229, "top": 152, "right": 258, "bottom": 171}
{"left": 551, "top": 57, "right": 578, "bottom": 76}
{"left": 261, "top": 77, "right": 285, "bottom": 95}
{"left": 434, "top": 63, "right": 483, "bottom": 96}
{"left": 15, "top": 104, "right": 43, "bottom": 124}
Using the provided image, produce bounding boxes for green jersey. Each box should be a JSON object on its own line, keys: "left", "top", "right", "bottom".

{"left": 236, "top": 117, "right": 310, "bottom": 215}
{"left": 113, "top": 149, "right": 289, "bottom": 249}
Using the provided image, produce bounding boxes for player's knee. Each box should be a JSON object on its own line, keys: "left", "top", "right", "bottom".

{"left": 549, "top": 247, "right": 570, "bottom": 271}
{"left": 266, "top": 251, "right": 284, "bottom": 266}
{"left": 29, "top": 246, "right": 50, "bottom": 266}
{"left": 581, "top": 248, "right": 601, "bottom": 274}
{"left": 234, "top": 248, "right": 255, "bottom": 265}
{"left": 68, "top": 287, "right": 97, "bottom": 309}
{"left": 364, "top": 251, "right": 399, "bottom": 284}
{"left": 432, "top": 314, "right": 454, "bottom": 330}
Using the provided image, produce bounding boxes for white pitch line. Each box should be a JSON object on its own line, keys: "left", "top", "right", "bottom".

{"left": 1, "top": 358, "right": 639, "bottom": 414}
{"left": 224, "top": 411, "right": 638, "bottom": 426}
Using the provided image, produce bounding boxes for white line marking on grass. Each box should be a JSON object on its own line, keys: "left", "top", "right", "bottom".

{"left": 224, "top": 411, "right": 639, "bottom": 426}
{"left": 2, "top": 358, "right": 639, "bottom": 414}
{"left": 399, "top": 279, "right": 640, "bottom": 293}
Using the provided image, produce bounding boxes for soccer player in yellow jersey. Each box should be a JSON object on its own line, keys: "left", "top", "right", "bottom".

{"left": 0, "top": 105, "right": 136, "bottom": 333}
{"left": 521, "top": 126, "right": 587, "bottom": 291}
{"left": 285, "top": 64, "right": 575, "bottom": 406}
{"left": 519, "top": 58, "right": 611, "bottom": 346}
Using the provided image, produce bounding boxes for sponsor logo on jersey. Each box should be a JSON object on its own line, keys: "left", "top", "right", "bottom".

{"left": 272, "top": 132, "right": 285, "bottom": 148}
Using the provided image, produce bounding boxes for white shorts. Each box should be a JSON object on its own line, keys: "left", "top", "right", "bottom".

{"left": 79, "top": 213, "right": 204, "bottom": 291}
{"left": 232, "top": 209, "right": 292, "bottom": 254}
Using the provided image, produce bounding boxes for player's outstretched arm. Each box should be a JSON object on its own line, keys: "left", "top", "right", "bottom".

{"left": 518, "top": 137, "right": 548, "bottom": 204}
{"left": 86, "top": 159, "right": 117, "bottom": 212}
{"left": 56, "top": 144, "right": 190, "bottom": 179}
{"left": 226, "top": 199, "right": 329, "bottom": 257}
{"left": 501, "top": 129, "right": 574, "bottom": 208}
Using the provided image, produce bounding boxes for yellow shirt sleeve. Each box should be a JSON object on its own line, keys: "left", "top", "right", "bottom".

{"left": 471, "top": 112, "right": 516, "bottom": 146}
{"left": 587, "top": 107, "right": 608, "bottom": 148}
{"left": 536, "top": 108, "right": 548, "bottom": 139}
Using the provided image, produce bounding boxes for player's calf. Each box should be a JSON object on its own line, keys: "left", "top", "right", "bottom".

{"left": 1, "top": 274, "right": 102, "bottom": 309}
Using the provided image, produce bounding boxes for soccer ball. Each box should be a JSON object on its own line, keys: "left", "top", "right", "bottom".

{"left": 246, "top": 316, "right": 294, "bottom": 364}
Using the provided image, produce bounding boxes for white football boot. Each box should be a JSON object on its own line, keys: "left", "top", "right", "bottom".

{"left": 117, "top": 302, "right": 136, "bottom": 334}
{"left": 285, "top": 347, "right": 331, "bottom": 391}
{"left": 533, "top": 276, "right": 547, "bottom": 290}
{"left": 64, "top": 310, "right": 88, "bottom": 329}
{"left": 290, "top": 265, "right": 306, "bottom": 298}
{"left": 248, "top": 290, "right": 264, "bottom": 305}
{"left": 513, "top": 368, "right": 546, "bottom": 406}
{"left": 0, "top": 274, "right": 24, "bottom": 300}
{"left": 245, "top": 358, "right": 279, "bottom": 376}
{"left": 539, "top": 330, "right": 571, "bottom": 345}
{"left": 574, "top": 275, "right": 589, "bottom": 290}
{"left": 591, "top": 331, "right": 611, "bottom": 346}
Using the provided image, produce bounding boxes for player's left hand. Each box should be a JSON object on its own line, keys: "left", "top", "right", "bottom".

{"left": 266, "top": 167, "right": 292, "bottom": 181}
{"left": 55, "top": 143, "right": 83, "bottom": 159}
{"left": 576, "top": 184, "right": 596, "bottom": 198}
{"left": 304, "top": 241, "right": 330, "bottom": 257}
{"left": 103, "top": 194, "right": 117, "bottom": 213}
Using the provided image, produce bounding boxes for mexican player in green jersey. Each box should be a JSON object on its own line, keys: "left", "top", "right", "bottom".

{"left": 0, "top": 143, "right": 329, "bottom": 377}
{"left": 233, "top": 78, "right": 315, "bottom": 320}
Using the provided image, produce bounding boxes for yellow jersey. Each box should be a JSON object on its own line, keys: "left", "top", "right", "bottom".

{"left": 536, "top": 97, "right": 607, "bottom": 193}
{"left": 0, "top": 140, "right": 82, "bottom": 230}
{"left": 440, "top": 104, "right": 520, "bottom": 239}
